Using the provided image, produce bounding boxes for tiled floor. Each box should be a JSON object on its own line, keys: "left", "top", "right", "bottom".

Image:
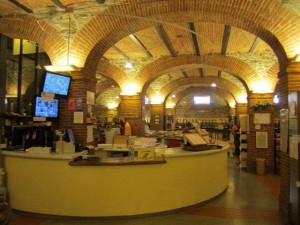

{"left": 8, "top": 158, "right": 284, "bottom": 225}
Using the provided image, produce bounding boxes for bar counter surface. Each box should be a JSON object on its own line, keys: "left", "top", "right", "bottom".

{"left": 1, "top": 141, "right": 229, "bottom": 217}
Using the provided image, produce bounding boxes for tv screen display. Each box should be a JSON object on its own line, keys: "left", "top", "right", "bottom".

{"left": 42, "top": 71, "right": 72, "bottom": 97}
{"left": 34, "top": 96, "right": 60, "bottom": 118}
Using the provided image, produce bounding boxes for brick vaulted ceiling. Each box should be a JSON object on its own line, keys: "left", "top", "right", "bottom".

{"left": 0, "top": 0, "right": 300, "bottom": 109}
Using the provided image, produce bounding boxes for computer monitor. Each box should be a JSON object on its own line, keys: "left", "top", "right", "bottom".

{"left": 42, "top": 71, "right": 72, "bottom": 97}
{"left": 34, "top": 96, "right": 60, "bottom": 119}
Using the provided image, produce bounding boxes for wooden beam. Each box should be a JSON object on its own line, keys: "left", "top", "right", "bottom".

{"left": 155, "top": 25, "right": 176, "bottom": 57}
{"left": 189, "top": 22, "right": 201, "bottom": 56}
{"left": 51, "top": 0, "right": 65, "bottom": 9}
{"left": 8, "top": 0, "right": 33, "bottom": 13}
{"left": 181, "top": 70, "right": 188, "bottom": 78}
{"left": 221, "top": 25, "right": 231, "bottom": 55}
{"left": 129, "top": 34, "right": 153, "bottom": 58}
{"left": 199, "top": 68, "right": 204, "bottom": 77}
{"left": 111, "top": 45, "right": 130, "bottom": 61}
{"left": 248, "top": 37, "right": 260, "bottom": 53}
{"left": 188, "top": 23, "right": 205, "bottom": 77}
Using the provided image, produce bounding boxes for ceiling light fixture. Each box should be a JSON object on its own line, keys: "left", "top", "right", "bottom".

{"left": 45, "top": 16, "right": 81, "bottom": 72}
{"left": 125, "top": 61, "right": 133, "bottom": 69}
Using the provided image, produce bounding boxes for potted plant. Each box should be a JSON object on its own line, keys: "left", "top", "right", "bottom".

{"left": 251, "top": 101, "right": 274, "bottom": 111}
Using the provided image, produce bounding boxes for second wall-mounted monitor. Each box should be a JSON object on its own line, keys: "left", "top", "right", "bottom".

{"left": 42, "top": 71, "right": 72, "bottom": 97}
{"left": 34, "top": 96, "right": 60, "bottom": 120}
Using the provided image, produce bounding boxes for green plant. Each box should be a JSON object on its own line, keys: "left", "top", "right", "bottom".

{"left": 251, "top": 101, "right": 274, "bottom": 111}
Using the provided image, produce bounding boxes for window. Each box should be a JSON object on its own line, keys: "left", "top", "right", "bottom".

{"left": 194, "top": 96, "right": 210, "bottom": 104}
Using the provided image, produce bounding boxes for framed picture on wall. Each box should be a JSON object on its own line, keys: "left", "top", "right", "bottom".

{"left": 256, "top": 131, "right": 268, "bottom": 148}
{"left": 254, "top": 113, "right": 271, "bottom": 124}
{"left": 86, "top": 91, "right": 95, "bottom": 105}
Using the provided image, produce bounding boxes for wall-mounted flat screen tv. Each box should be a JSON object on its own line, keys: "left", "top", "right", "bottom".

{"left": 34, "top": 96, "right": 60, "bottom": 119}
{"left": 42, "top": 71, "right": 72, "bottom": 97}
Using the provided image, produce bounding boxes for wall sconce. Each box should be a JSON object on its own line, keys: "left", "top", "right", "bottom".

{"left": 166, "top": 103, "right": 175, "bottom": 108}
{"left": 120, "top": 82, "right": 139, "bottom": 96}
{"left": 151, "top": 95, "right": 164, "bottom": 104}
{"left": 273, "top": 95, "right": 279, "bottom": 104}
{"left": 108, "top": 102, "right": 118, "bottom": 109}
{"left": 44, "top": 65, "right": 81, "bottom": 72}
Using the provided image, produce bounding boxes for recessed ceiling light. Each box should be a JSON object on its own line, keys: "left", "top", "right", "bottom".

{"left": 125, "top": 61, "right": 133, "bottom": 69}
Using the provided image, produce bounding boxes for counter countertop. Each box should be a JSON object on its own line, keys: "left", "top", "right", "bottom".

{"left": 161, "top": 143, "right": 229, "bottom": 158}
{"left": 1, "top": 141, "right": 229, "bottom": 160}
{"left": 69, "top": 156, "right": 166, "bottom": 166}
{"left": 0, "top": 150, "right": 84, "bottom": 160}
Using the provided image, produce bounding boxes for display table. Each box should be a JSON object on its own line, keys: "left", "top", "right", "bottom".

{"left": 1, "top": 142, "right": 229, "bottom": 217}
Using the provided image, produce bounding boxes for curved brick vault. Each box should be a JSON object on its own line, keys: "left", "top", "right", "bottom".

{"left": 140, "top": 54, "right": 258, "bottom": 91}
{"left": 165, "top": 87, "right": 236, "bottom": 108}
{"left": 153, "top": 76, "right": 242, "bottom": 102}
{"left": 81, "top": 0, "right": 296, "bottom": 74}
{"left": 0, "top": 0, "right": 298, "bottom": 106}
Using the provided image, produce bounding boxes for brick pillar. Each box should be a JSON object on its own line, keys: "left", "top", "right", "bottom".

{"left": 150, "top": 104, "right": 165, "bottom": 131}
{"left": 247, "top": 93, "right": 275, "bottom": 173}
{"left": 120, "top": 94, "right": 143, "bottom": 136}
{"left": 58, "top": 71, "right": 96, "bottom": 146}
{"left": 280, "top": 62, "right": 300, "bottom": 224}
{"left": 236, "top": 103, "right": 248, "bottom": 119}
{"left": 229, "top": 107, "right": 235, "bottom": 117}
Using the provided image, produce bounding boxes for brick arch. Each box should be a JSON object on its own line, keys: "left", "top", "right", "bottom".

{"left": 142, "top": 54, "right": 253, "bottom": 93}
{"left": 0, "top": 15, "right": 66, "bottom": 65}
{"left": 149, "top": 76, "right": 242, "bottom": 102}
{"left": 79, "top": 0, "right": 290, "bottom": 75}
{"left": 96, "top": 60, "right": 130, "bottom": 87}
{"left": 166, "top": 87, "right": 235, "bottom": 108}
{"left": 96, "top": 79, "right": 119, "bottom": 98}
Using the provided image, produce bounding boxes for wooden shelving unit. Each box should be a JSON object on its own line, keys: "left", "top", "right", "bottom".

{"left": 240, "top": 131, "right": 248, "bottom": 168}
{"left": 239, "top": 114, "right": 249, "bottom": 168}
{"left": 274, "top": 120, "right": 280, "bottom": 174}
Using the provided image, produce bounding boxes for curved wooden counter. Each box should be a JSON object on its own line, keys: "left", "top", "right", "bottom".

{"left": 1, "top": 143, "right": 229, "bottom": 217}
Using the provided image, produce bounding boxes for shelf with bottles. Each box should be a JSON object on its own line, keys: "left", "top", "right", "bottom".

{"left": 175, "top": 117, "right": 230, "bottom": 130}
{"left": 274, "top": 118, "right": 280, "bottom": 174}
{"left": 4, "top": 113, "right": 33, "bottom": 126}
{"left": 4, "top": 123, "right": 53, "bottom": 150}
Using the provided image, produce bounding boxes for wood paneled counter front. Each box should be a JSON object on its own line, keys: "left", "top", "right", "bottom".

{"left": 1, "top": 142, "right": 229, "bottom": 217}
